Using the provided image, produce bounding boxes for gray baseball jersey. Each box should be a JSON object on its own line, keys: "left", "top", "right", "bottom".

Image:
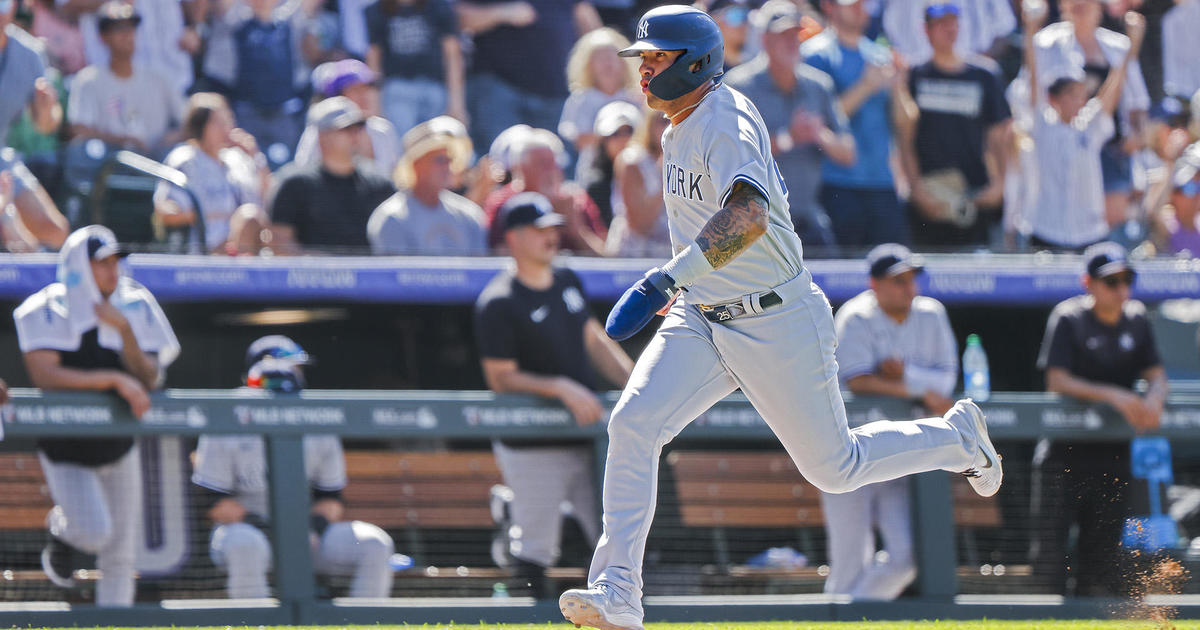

{"left": 834, "top": 291, "right": 959, "bottom": 402}
{"left": 584, "top": 81, "right": 985, "bottom": 615}
{"left": 191, "top": 434, "right": 347, "bottom": 519}
{"left": 823, "top": 290, "right": 958, "bottom": 600}
{"left": 661, "top": 83, "right": 804, "bottom": 305}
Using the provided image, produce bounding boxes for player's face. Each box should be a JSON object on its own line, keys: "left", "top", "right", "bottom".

{"left": 508, "top": 224, "right": 560, "bottom": 264}
{"left": 635, "top": 50, "right": 685, "bottom": 110}
{"left": 924, "top": 15, "right": 959, "bottom": 53}
{"left": 871, "top": 270, "right": 919, "bottom": 316}
{"left": 89, "top": 255, "right": 121, "bottom": 298}
{"left": 1087, "top": 272, "right": 1133, "bottom": 310}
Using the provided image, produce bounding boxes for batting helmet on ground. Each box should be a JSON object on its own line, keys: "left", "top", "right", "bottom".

{"left": 619, "top": 5, "right": 724, "bottom": 101}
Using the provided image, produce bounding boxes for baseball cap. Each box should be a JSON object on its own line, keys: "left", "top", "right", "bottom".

{"left": 312, "top": 59, "right": 376, "bottom": 99}
{"left": 501, "top": 192, "right": 565, "bottom": 231}
{"left": 1083, "top": 241, "right": 1135, "bottom": 279}
{"left": 307, "top": 96, "right": 365, "bottom": 132}
{"left": 86, "top": 233, "right": 129, "bottom": 261}
{"left": 488, "top": 124, "right": 534, "bottom": 175}
{"left": 710, "top": 0, "right": 751, "bottom": 25}
{"left": 97, "top": 1, "right": 141, "bottom": 32}
{"left": 866, "top": 243, "right": 925, "bottom": 278}
{"left": 594, "top": 101, "right": 641, "bottom": 137}
{"left": 924, "top": 1, "right": 961, "bottom": 21}
{"left": 245, "top": 335, "right": 311, "bottom": 373}
{"left": 759, "top": 0, "right": 803, "bottom": 33}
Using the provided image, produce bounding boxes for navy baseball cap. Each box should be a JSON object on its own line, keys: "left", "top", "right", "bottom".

{"left": 867, "top": 243, "right": 924, "bottom": 278}
{"left": 924, "top": 1, "right": 961, "bottom": 21}
{"left": 1084, "top": 241, "right": 1135, "bottom": 279}
{"left": 501, "top": 192, "right": 565, "bottom": 231}
{"left": 86, "top": 234, "right": 129, "bottom": 260}
{"left": 245, "top": 335, "right": 311, "bottom": 372}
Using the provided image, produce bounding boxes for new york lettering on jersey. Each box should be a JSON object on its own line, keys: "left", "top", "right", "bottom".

{"left": 663, "top": 161, "right": 705, "bottom": 202}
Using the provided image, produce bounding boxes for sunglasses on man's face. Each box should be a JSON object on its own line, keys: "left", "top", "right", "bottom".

{"left": 1179, "top": 180, "right": 1200, "bottom": 197}
{"left": 1101, "top": 273, "right": 1134, "bottom": 288}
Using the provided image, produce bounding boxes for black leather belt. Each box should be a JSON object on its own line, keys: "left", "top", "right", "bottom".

{"left": 697, "top": 291, "right": 783, "bottom": 322}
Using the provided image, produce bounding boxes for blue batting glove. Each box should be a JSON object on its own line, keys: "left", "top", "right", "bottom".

{"left": 605, "top": 268, "right": 679, "bottom": 341}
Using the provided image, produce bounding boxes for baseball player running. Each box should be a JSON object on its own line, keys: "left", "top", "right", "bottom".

{"left": 191, "top": 336, "right": 394, "bottom": 599}
{"left": 558, "top": 7, "right": 1002, "bottom": 630}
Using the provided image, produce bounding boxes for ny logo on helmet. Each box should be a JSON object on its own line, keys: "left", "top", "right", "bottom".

{"left": 637, "top": 20, "right": 648, "bottom": 39}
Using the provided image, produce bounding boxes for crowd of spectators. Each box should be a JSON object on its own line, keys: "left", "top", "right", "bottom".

{"left": 0, "top": 0, "right": 1198, "bottom": 258}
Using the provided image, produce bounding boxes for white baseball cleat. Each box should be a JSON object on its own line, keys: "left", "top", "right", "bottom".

{"left": 559, "top": 584, "right": 644, "bottom": 630}
{"left": 952, "top": 399, "right": 1002, "bottom": 497}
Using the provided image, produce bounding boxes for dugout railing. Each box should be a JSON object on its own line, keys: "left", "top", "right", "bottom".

{"left": 1, "top": 389, "right": 1200, "bottom": 626}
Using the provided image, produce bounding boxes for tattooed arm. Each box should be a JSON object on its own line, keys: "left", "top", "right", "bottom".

{"left": 695, "top": 180, "right": 769, "bottom": 269}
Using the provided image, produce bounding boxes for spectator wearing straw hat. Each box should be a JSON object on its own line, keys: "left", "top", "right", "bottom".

{"left": 367, "top": 116, "right": 486, "bottom": 255}
{"left": 295, "top": 59, "right": 401, "bottom": 177}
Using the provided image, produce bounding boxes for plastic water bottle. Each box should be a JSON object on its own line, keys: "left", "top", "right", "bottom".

{"left": 492, "top": 582, "right": 510, "bottom": 599}
{"left": 963, "top": 334, "right": 990, "bottom": 402}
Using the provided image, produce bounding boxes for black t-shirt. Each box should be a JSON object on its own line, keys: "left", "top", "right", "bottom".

{"left": 1037, "top": 295, "right": 1161, "bottom": 389}
{"left": 39, "top": 328, "right": 135, "bottom": 467}
{"left": 908, "top": 59, "right": 1011, "bottom": 189}
{"left": 365, "top": 0, "right": 458, "bottom": 81}
{"left": 474, "top": 267, "right": 598, "bottom": 447}
{"left": 474, "top": 267, "right": 597, "bottom": 390}
{"left": 468, "top": 0, "right": 579, "bottom": 97}
{"left": 268, "top": 162, "right": 396, "bottom": 253}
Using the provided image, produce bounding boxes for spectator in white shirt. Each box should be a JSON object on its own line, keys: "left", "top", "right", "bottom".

{"left": 1018, "top": 4, "right": 1146, "bottom": 250}
{"left": 883, "top": 0, "right": 1016, "bottom": 65}
{"left": 1026, "top": 0, "right": 1150, "bottom": 232}
{"left": 67, "top": 2, "right": 183, "bottom": 155}
{"left": 153, "top": 93, "right": 274, "bottom": 255}
{"left": 1161, "top": 0, "right": 1200, "bottom": 98}
{"left": 70, "top": 0, "right": 194, "bottom": 97}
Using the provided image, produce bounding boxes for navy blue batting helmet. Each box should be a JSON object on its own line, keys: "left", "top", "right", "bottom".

{"left": 244, "top": 335, "right": 311, "bottom": 373}
{"left": 246, "top": 358, "right": 306, "bottom": 393}
{"left": 619, "top": 5, "right": 724, "bottom": 101}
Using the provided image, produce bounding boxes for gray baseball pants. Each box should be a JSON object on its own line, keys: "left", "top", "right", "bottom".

{"left": 210, "top": 519, "right": 395, "bottom": 598}
{"left": 587, "top": 269, "right": 980, "bottom": 610}
{"left": 40, "top": 445, "right": 142, "bottom": 607}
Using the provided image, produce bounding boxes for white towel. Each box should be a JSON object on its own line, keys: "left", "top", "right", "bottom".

{"left": 13, "top": 226, "right": 181, "bottom": 368}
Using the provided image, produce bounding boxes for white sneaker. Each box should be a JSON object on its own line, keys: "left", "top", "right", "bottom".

{"left": 559, "top": 584, "right": 644, "bottom": 630}
{"left": 953, "top": 399, "right": 1003, "bottom": 497}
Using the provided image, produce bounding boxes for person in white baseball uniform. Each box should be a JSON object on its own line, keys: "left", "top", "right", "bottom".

{"left": 190, "top": 336, "right": 395, "bottom": 599}
{"left": 558, "top": 7, "right": 1001, "bottom": 630}
{"left": 822, "top": 243, "right": 958, "bottom": 600}
{"left": 13, "top": 225, "right": 180, "bottom": 606}
{"left": 1018, "top": 4, "right": 1146, "bottom": 250}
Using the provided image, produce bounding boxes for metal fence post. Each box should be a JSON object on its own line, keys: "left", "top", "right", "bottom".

{"left": 266, "top": 434, "right": 316, "bottom": 623}
{"left": 911, "top": 471, "right": 957, "bottom": 600}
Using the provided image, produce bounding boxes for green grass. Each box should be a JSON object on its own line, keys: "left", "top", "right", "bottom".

{"left": 40, "top": 623, "right": 1200, "bottom": 630}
